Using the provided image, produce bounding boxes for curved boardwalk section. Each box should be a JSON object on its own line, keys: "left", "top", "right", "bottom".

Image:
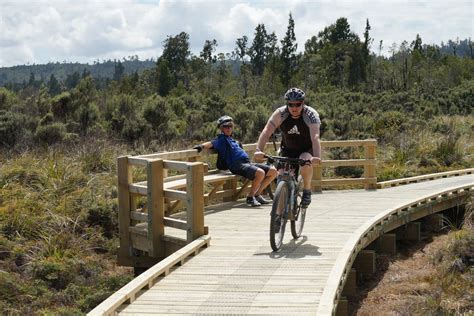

{"left": 114, "top": 174, "right": 473, "bottom": 315}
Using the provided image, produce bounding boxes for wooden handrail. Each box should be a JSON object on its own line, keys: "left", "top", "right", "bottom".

{"left": 118, "top": 139, "right": 378, "bottom": 267}
{"left": 88, "top": 236, "right": 211, "bottom": 316}
{"left": 378, "top": 168, "right": 474, "bottom": 188}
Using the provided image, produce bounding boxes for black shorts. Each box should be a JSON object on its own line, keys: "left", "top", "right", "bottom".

{"left": 280, "top": 147, "right": 313, "bottom": 158}
{"left": 229, "top": 161, "right": 272, "bottom": 180}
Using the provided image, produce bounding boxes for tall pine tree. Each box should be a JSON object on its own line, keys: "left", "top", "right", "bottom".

{"left": 280, "top": 13, "right": 297, "bottom": 88}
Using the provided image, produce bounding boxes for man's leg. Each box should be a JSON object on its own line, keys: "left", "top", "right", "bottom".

{"left": 299, "top": 152, "right": 313, "bottom": 207}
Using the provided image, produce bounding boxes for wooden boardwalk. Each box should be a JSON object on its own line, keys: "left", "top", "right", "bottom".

{"left": 114, "top": 174, "right": 473, "bottom": 315}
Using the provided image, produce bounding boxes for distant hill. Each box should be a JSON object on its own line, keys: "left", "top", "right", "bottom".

{"left": 0, "top": 58, "right": 156, "bottom": 86}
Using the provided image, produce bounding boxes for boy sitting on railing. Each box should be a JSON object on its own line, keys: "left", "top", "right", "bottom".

{"left": 193, "top": 115, "right": 278, "bottom": 207}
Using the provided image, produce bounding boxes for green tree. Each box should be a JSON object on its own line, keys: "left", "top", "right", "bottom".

{"left": 156, "top": 59, "right": 173, "bottom": 96}
{"left": 160, "top": 32, "right": 191, "bottom": 86}
{"left": 280, "top": 13, "right": 297, "bottom": 87}
{"left": 113, "top": 61, "right": 125, "bottom": 81}
{"left": 235, "top": 35, "right": 249, "bottom": 97}
{"left": 48, "top": 74, "right": 61, "bottom": 96}
{"left": 200, "top": 39, "right": 218, "bottom": 93}
{"left": 249, "top": 24, "right": 268, "bottom": 76}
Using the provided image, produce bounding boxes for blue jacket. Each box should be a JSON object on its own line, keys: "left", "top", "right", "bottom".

{"left": 211, "top": 134, "right": 249, "bottom": 168}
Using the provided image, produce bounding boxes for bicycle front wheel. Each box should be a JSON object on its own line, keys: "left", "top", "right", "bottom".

{"left": 270, "top": 180, "right": 289, "bottom": 251}
{"left": 291, "top": 176, "right": 306, "bottom": 239}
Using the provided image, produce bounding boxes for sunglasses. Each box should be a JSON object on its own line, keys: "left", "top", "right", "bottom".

{"left": 221, "top": 124, "right": 233, "bottom": 128}
{"left": 287, "top": 102, "right": 303, "bottom": 108}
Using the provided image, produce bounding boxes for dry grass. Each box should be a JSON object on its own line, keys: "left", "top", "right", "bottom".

{"left": 354, "top": 202, "right": 474, "bottom": 315}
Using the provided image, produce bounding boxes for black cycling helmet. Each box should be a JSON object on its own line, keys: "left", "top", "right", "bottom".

{"left": 284, "top": 87, "right": 305, "bottom": 101}
{"left": 217, "top": 115, "right": 233, "bottom": 128}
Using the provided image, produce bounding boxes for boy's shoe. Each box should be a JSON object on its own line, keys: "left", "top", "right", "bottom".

{"left": 255, "top": 195, "right": 271, "bottom": 204}
{"left": 301, "top": 190, "right": 311, "bottom": 208}
{"left": 246, "top": 196, "right": 261, "bottom": 207}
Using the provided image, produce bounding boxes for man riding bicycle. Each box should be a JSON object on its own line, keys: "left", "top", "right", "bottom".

{"left": 254, "top": 87, "right": 321, "bottom": 208}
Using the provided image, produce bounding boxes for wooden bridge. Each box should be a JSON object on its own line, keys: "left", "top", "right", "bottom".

{"left": 89, "top": 140, "right": 473, "bottom": 315}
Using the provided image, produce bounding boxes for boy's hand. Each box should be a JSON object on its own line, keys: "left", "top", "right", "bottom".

{"left": 254, "top": 151, "right": 265, "bottom": 162}
{"left": 193, "top": 144, "right": 203, "bottom": 153}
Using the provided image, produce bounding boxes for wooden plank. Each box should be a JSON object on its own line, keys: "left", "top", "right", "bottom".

{"left": 128, "top": 182, "right": 147, "bottom": 196}
{"left": 127, "top": 157, "right": 149, "bottom": 167}
{"left": 163, "top": 160, "right": 190, "bottom": 172}
{"left": 164, "top": 189, "right": 187, "bottom": 201}
{"left": 87, "top": 236, "right": 211, "bottom": 316}
{"left": 117, "top": 156, "right": 132, "bottom": 259}
{"left": 130, "top": 211, "right": 147, "bottom": 222}
{"left": 163, "top": 217, "right": 187, "bottom": 230}
{"left": 186, "top": 162, "right": 205, "bottom": 242}
{"left": 313, "top": 178, "right": 376, "bottom": 186}
{"left": 147, "top": 159, "right": 165, "bottom": 257}
{"left": 321, "top": 139, "right": 377, "bottom": 148}
{"left": 377, "top": 168, "right": 474, "bottom": 188}
{"left": 364, "top": 143, "right": 377, "bottom": 190}
{"left": 323, "top": 159, "right": 375, "bottom": 167}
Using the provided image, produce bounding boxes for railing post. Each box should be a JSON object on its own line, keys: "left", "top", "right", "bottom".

{"left": 117, "top": 156, "right": 132, "bottom": 258}
{"left": 147, "top": 159, "right": 165, "bottom": 258}
{"left": 364, "top": 140, "right": 377, "bottom": 190}
{"left": 313, "top": 164, "right": 323, "bottom": 192}
{"left": 186, "top": 162, "right": 205, "bottom": 242}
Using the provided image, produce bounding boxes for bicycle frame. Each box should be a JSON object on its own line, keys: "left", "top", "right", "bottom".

{"left": 266, "top": 154, "right": 309, "bottom": 251}
{"left": 278, "top": 166, "right": 299, "bottom": 220}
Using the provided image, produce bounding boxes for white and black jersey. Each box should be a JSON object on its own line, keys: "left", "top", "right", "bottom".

{"left": 277, "top": 105, "right": 321, "bottom": 153}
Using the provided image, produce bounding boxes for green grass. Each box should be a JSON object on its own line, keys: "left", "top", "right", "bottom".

{"left": 0, "top": 119, "right": 472, "bottom": 313}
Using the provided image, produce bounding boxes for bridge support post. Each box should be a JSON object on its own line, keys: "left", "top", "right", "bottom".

{"left": 342, "top": 268, "right": 357, "bottom": 296}
{"left": 424, "top": 214, "right": 444, "bottom": 232}
{"left": 397, "top": 222, "right": 421, "bottom": 242}
{"left": 354, "top": 250, "right": 376, "bottom": 275}
{"left": 377, "top": 233, "right": 397, "bottom": 254}
{"left": 335, "top": 297, "right": 348, "bottom": 316}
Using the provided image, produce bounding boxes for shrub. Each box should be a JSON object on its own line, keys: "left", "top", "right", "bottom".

{"left": 39, "top": 112, "right": 54, "bottom": 126}
{"left": 433, "top": 133, "right": 463, "bottom": 166}
{"left": 0, "top": 110, "right": 26, "bottom": 148}
{"left": 0, "top": 272, "right": 22, "bottom": 303}
{"left": 79, "top": 144, "right": 114, "bottom": 173}
{"left": 31, "top": 257, "right": 77, "bottom": 290}
{"left": 86, "top": 205, "right": 116, "bottom": 238}
{"left": 35, "top": 123, "right": 67, "bottom": 145}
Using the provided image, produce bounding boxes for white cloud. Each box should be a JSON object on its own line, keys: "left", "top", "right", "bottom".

{"left": 0, "top": 0, "right": 472, "bottom": 67}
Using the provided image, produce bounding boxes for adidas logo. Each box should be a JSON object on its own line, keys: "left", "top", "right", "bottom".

{"left": 288, "top": 125, "right": 300, "bottom": 135}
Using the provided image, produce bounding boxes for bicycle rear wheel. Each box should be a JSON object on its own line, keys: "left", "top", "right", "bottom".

{"left": 291, "top": 176, "right": 306, "bottom": 239}
{"left": 270, "top": 180, "right": 289, "bottom": 251}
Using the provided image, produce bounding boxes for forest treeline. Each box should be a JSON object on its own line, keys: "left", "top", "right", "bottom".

{"left": 1, "top": 16, "right": 473, "bottom": 151}
{"left": 0, "top": 15, "right": 473, "bottom": 315}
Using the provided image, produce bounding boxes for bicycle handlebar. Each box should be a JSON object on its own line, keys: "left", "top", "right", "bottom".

{"left": 263, "top": 154, "right": 310, "bottom": 166}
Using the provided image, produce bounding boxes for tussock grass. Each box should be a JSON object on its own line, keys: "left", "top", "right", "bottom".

{"left": 0, "top": 141, "right": 132, "bottom": 314}
{"left": 355, "top": 196, "right": 474, "bottom": 315}
{"left": 376, "top": 116, "right": 474, "bottom": 182}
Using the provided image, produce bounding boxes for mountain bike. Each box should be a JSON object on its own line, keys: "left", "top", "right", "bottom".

{"left": 264, "top": 154, "right": 310, "bottom": 251}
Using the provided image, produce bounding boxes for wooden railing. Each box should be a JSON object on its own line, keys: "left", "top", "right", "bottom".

{"left": 117, "top": 139, "right": 377, "bottom": 267}
{"left": 315, "top": 139, "right": 377, "bottom": 191}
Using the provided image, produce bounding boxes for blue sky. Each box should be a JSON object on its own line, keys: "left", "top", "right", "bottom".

{"left": 0, "top": 0, "right": 472, "bottom": 67}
